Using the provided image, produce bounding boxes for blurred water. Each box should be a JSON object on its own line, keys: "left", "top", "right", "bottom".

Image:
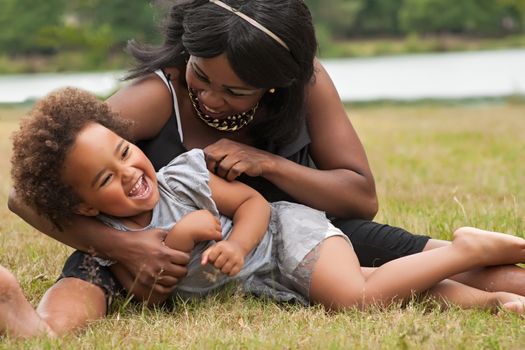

{"left": 323, "top": 49, "right": 525, "bottom": 101}
{"left": 0, "top": 49, "right": 524, "bottom": 103}
{"left": 0, "top": 71, "right": 126, "bottom": 104}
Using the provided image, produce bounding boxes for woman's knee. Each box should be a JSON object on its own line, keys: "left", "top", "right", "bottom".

{"left": 0, "top": 266, "right": 21, "bottom": 302}
{"left": 38, "top": 277, "right": 106, "bottom": 336}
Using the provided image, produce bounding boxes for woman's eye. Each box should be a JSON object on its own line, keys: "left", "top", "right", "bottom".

{"left": 194, "top": 69, "right": 209, "bottom": 82}
{"left": 121, "top": 145, "right": 130, "bottom": 159}
{"left": 226, "top": 89, "right": 249, "bottom": 97}
{"left": 100, "top": 174, "right": 113, "bottom": 187}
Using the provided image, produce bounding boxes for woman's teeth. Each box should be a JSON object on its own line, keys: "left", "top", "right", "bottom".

{"left": 203, "top": 104, "right": 219, "bottom": 113}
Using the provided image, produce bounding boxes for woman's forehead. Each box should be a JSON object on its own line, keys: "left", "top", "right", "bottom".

{"left": 189, "top": 54, "right": 256, "bottom": 88}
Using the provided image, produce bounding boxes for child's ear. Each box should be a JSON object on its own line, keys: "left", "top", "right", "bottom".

{"left": 74, "top": 203, "right": 100, "bottom": 217}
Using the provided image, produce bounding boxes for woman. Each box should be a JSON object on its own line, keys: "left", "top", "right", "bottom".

{"left": 8, "top": 0, "right": 525, "bottom": 336}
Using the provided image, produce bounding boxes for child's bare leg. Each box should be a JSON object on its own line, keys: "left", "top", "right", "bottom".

{"left": 310, "top": 230, "right": 525, "bottom": 310}
{"left": 425, "top": 239, "right": 525, "bottom": 295}
{"left": 451, "top": 227, "right": 525, "bottom": 266}
{"left": 164, "top": 210, "right": 222, "bottom": 251}
{"left": 0, "top": 265, "right": 53, "bottom": 338}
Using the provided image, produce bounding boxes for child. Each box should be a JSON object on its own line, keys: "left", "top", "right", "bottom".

{"left": 3, "top": 87, "right": 525, "bottom": 338}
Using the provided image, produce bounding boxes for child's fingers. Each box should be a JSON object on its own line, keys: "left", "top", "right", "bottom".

{"left": 213, "top": 252, "right": 228, "bottom": 269}
{"left": 201, "top": 245, "right": 218, "bottom": 265}
{"left": 221, "top": 260, "right": 234, "bottom": 275}
{"left": 202, "top": 244, "right": 223, "bottom": 265}
{"left": 201, "top": 249, "right": 209, "bottom": 265}
{"left": 229, "top": 264, "right": 241, "bottom": 276}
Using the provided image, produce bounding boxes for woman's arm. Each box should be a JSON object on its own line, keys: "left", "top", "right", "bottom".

{"left": 204, "top": 59, "right": 377, "bottom": 219}
{"left": 201, "top": 172, "right": 271, "bottom": 276}
{"left": 264, "top": 59, "right": 378, "bottom": 218}
{"left": 8, "top": 189, "right": 189, "bottom": 292}
{"left": 106, "top": 73, "right": 174, "bottom": 140}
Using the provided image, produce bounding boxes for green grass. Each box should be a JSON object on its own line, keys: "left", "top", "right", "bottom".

{"left": 1, "top": 103, "right": 525, "bottom": 348}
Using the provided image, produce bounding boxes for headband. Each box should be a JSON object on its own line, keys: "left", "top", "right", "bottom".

{"left": 209, "top": 0, "right": 290, "bottom": 51}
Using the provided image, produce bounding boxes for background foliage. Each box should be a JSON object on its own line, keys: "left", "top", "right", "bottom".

{"left": 1, "top": 0, "right": 525, "bottom": 72}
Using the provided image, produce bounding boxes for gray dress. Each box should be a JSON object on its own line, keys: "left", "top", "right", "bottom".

{"left": 99, "top": 149, "right": 350, "bottom": 305}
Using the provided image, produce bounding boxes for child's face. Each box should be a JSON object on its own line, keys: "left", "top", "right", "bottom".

{"left": 61, "top": 123, "right": 159, "bottom": 218}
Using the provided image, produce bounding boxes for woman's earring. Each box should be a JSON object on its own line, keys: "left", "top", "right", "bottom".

{"left": 269, "top": 88, "right": 276, "bottom": 94}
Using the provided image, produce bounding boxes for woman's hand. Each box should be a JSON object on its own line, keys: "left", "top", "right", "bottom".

{"left": 203, "top": 139, "right": 276, "bottom": 181}
{"left": 115, "top": 228, "right": 190, "bottom": 293}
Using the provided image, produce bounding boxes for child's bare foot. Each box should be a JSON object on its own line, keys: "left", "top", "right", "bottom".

{"left": 452, "top": 227, "right": 525, "bottom": 266}
{"left": 0, "top": 265, "right": 54, "bottom": 338}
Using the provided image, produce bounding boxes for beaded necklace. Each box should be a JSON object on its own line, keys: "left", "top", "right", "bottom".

{"left": 188, "top": 88, "right": 258, "bottom": 132}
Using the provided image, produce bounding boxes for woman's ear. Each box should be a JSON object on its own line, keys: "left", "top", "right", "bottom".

{"left": 74, "top": 203, "right": 100, "bottom": 217}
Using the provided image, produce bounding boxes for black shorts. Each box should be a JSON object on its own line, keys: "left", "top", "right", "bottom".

{"left": 331, "top": 219, "right": 431, "bottom": 267}
{"left": 59, "top": 250, "right": 124, "bottom": 307}
{"left": 59, "top": 219, "right": 430, "bottom": 304}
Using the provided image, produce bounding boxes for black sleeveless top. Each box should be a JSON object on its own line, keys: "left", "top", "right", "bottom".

{"left": 137, "top": 70, "right": 315, "bottom": 203}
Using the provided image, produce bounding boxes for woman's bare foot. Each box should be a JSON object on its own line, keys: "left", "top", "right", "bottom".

{"left": 494, "top": 291, "right": 525, "bottom": 314}
{"left": 0, "top": 266, "right": 54, "bottom": 338}
{"left": 452, "top": 227, "right": 525, "bottom": 266}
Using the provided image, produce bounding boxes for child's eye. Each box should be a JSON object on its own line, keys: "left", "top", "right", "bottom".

{"left": 100, "top": 174, "right": 113, "bottom": 187}
{"left": 121, "top": 145, "right": 130, "bottom": 159}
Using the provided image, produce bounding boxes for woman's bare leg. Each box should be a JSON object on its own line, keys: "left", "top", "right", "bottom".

{"left": 0, "top": 266, "right": 53, "bottom": 338}
{"left": 0, "top": 267, "right": 106, "bottom": 339}
{"left": 36, "top": 277, "right": 106, "bottom": 336}
{"left": 424, "top": 279, "right": 525, "bottom": 312}
{"left": 363, "top": 266, "right": 525, "bottom": 312}
{"left": 310, "top": 228, "right": 525, "bottom": 310}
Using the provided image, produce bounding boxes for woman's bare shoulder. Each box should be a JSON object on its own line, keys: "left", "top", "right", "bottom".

{"left": 106, "top": 71, "right": 176, "bottom": 140}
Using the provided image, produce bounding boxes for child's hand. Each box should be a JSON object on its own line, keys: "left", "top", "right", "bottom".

{"left": 201, "top": 241, "right": 245, "bottom": 276}
{"left": 165, "top": 209, "right": 222, "bottom": 250}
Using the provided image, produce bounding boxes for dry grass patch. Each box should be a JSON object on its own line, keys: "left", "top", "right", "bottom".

{"left": 1, "top": 103, "right": 524, "bottom": 349}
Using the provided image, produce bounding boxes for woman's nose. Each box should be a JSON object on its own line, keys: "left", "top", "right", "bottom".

{"left": 199, "top": 89, "right": 224, "bottom": 110}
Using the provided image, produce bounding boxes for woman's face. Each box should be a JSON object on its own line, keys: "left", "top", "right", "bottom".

{"left": 185, "top": 54, "right": 266, "bottom": 120}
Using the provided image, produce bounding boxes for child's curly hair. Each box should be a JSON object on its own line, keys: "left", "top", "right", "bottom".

{"left": 11, "top": 87, "right": 133, "bottom": 229}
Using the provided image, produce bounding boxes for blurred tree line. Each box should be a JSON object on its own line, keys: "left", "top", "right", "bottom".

{"left": 0, "top": 0, "right": 524, "bottom": 70}
{"left": 305, "top": 0, "right": 525, "bottom": 39}
{"left": 0, "top": 0, "right": 160, "bottom": 57}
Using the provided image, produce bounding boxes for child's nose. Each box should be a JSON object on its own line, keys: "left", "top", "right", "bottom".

{"left": 122, "top": 167, "right": 135, "bottom": 182}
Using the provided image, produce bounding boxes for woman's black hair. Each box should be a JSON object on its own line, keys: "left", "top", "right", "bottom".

{"left": 127, "top": 0, "right": 318, "bottom": 147}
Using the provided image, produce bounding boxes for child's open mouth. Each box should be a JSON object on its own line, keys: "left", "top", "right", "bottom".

{"left": 128, "top": 175, "right": 151, "bottom": 198}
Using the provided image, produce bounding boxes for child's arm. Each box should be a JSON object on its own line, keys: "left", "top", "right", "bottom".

{"left": 113, "top": 209, "right": 222, "bottom": 305}
{"left": 164, "top": 209, "right": 222, "bottom": 251}
{"left": 201, "top": 172, "right": 271, "bottom": 276}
